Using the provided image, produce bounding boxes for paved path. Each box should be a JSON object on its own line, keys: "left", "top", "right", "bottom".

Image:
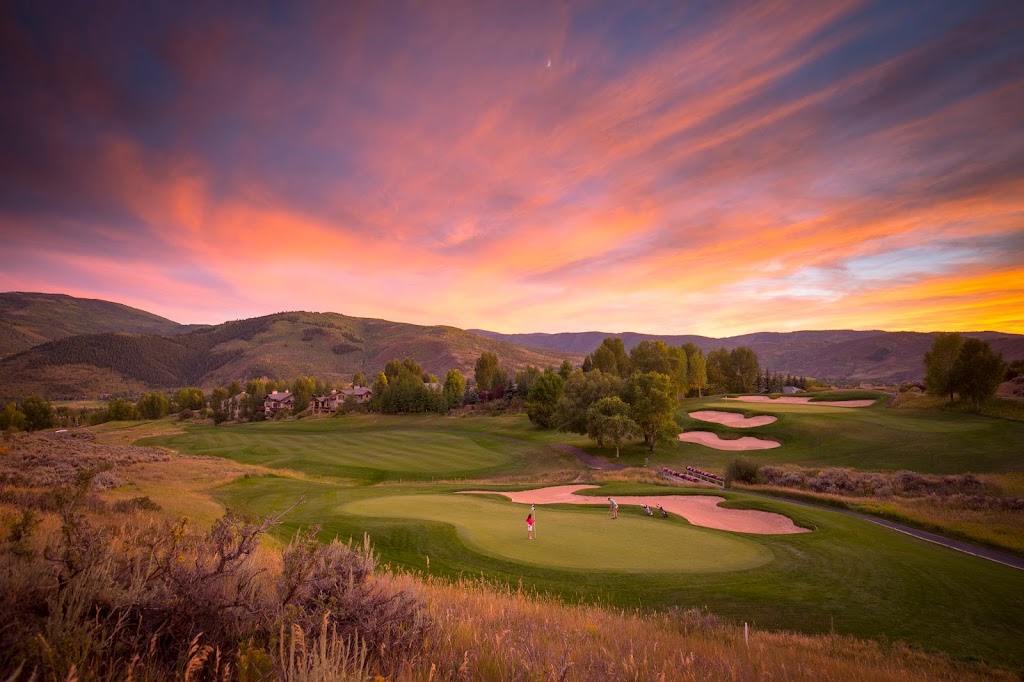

{"left": 744, "top": 490, "right": 1024, "bottom": 570}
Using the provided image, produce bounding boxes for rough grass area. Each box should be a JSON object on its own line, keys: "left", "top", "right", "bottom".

{"left": 0, "top": 430, "right": 169, "bottom": 488}
{"left": 893, "top": 389, "right": 1024, "bottom": 422}
{"left": 416, "top": 575, "right": 1013, "bottom": 681}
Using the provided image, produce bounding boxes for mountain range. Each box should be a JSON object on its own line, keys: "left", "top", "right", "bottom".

{"left": 1, "top": 292, "right": 1022, "bottom": 399}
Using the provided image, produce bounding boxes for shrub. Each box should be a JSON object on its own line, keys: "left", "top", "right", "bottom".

{"left": 0, "top": 480, "right": 429, "bottom": 680}
{"left": 725, "top": 458, "right": 760, "bottom": 485}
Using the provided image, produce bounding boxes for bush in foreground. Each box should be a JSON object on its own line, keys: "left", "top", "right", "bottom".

{"left": 0, "top": 476, "right": 427, "bottom": 680}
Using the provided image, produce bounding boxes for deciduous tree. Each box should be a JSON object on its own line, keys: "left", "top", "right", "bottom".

{"left": 20, "top": 395, "right": 55, "bottom": 431}
{"left": 553, "top": 369, "right": 622, "bottom": 435}
{"left": 950, "top": 338, "right": 1005, "bottom": 409}
{"left": 526, "top": 369, "right": 563, "bottom": 428}
{"left": 0, "top": 402, "right": 27, "bottom": 431}
{"left": 621, "top": 371, "right": 677, "bottom": 452}
{"left": 586, "top": 396, "right": 639, "bottom": 457}
{"left": 683, "top": 344, "right": 708, "bottom": 397}
{"left": 630, "top": 340, "right": 671, "bottom": 375}
{"left": 137, "top": 392, "right": 170, "bottom": 419}
{"left": 442, "top": 369, "right": 466, "bottom": 411}
{"left": 924, "top": 333, "right": 965, "bottom": 403}
{"left": 706, "top": 348, "right": 732, "bottom": 394}
{"left": 174, "top": 387, "right": 205, "bottom": 411}
{"left": 730, "top": 346, "right": 759, "bottom": 393}
{"left": 515, "top": 366, "right": 542, "bottom": 398}
{"left": 474, "top": 352, "right": 501, "bottom": 393}
{"left": 106, "top": 397, "right": 138, "bottom": 421}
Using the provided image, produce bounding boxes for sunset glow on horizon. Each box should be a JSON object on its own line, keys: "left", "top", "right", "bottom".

{"left": 1, "top": 1, "right": 1022, "bottom": 336}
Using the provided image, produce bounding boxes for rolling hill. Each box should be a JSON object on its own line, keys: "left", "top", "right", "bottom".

{"left": 0, "top": 310, "right": 581, "bottom": 399}
{"left": 0, "top": 292, "right": 200, "bottom": 358}
{"left": 470, "top": 329, "right": 1024, "bottom": 384}
{"left": 3, "top": 293, "right": 1022, "bottom": 398}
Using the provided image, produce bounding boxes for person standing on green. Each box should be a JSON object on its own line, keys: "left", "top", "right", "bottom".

{"left": 608, "top": 497, "right": 618, "bottom": 519}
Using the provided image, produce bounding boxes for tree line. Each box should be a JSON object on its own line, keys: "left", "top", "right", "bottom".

{"left": 1, "top": 339, "right": 773, "bottom": 440}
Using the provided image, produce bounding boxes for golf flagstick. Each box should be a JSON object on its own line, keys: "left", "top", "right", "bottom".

{"left": 532, "top": 503, "right": 536, "bottom": 538}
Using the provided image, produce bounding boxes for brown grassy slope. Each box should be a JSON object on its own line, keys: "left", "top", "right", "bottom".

{"left": 0, "top": 311, "right": 582, "bottom": 397}
{"left": 0, "top": 291, "right": 193, "bottom": 358}
{"left": 411, "top": 575, "right": 1012, "bottom": 681}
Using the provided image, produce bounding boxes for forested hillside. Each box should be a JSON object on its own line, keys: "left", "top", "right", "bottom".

{"left": 0, "top": 292, "right": 196, "bottom": 357}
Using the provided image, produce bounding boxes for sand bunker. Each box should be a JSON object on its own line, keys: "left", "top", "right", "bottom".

{"left": 689, "top": 410, "right": 777, "bottom": 428}
{"left": 678, "top": 431, "right": 780, "bottom": 450}
{"left": 725, "top": 396, "right": 875, "bottom": 407}
{"left": 461, "top": 485, "right": 807, "bottom": 534}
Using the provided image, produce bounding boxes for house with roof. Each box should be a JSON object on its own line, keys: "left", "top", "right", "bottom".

{"left": 224, "top": 392, "right": 248, "bottom": 420}
{"left": 310, "top": 387, "right": 373, "bottom": 415}
{"left": 264, "top": 390, "right": 294, "bottom": 416}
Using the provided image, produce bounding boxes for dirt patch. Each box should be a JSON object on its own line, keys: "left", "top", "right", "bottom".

{"left": 689, "top": 410, "right": 777, "bottom": 428}
{"left": 460, "top": 485, "right": 808, "bottom": 534}
{"left": 724, "top": 396, "right": 875, "bottom": 407}
{"left": 678, "top": 431, "right": 780, "bottom": 451}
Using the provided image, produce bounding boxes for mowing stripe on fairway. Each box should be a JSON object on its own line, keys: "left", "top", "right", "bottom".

{"left": 342, "top": 494, "right": 773, "bottom": 573}
{"left": 152, "top": 426, "right": 512, "bottom": 474}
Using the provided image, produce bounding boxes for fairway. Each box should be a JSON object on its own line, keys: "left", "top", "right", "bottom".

{"left": 343, "top": 494, "right": 772, "bottom": 572}
{"left": 670, "top": 394, "right": 1024, "bottom": 473}
{"left": 146, "top": 419, "right": 525, "bottom": 480}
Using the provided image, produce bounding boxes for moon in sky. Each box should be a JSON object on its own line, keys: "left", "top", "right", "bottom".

{"left": 546, "top": 60, "right": 551, "bottom": 68}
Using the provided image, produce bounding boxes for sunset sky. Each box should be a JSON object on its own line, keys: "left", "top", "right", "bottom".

{"left": 1, "top": 1, "right": 1022, "bottom": 336}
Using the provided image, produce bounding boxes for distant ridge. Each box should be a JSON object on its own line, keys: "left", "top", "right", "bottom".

{"left": 470, "top": 329, "right": 1024, "bottom": 385}
{"left": 0, "top": 304, "right": 579, "bottom": 399}
{"left": 2, "top": 293, "right": 1022, "bottom": 398}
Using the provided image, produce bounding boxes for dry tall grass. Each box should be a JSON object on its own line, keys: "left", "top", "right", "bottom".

{"left": 400, "top": 574, "right": 1010, "bottom": 681}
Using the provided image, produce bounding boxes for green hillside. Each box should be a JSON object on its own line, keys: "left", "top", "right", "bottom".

{"left": 0, "top": 292, "right": 194, "bottom": 358}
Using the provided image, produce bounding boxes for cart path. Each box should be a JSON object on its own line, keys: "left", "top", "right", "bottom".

{"left": 744, "top": 490, "right": 1024, "bottom": 570}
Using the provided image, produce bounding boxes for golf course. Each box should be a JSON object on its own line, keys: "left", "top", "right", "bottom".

{"left": 142, "top": 391, "right": 1024, "bottom": 671}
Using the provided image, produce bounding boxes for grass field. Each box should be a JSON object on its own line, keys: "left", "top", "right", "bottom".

{"left": 144, "top": 415, "right": 579, "bottom": 483}
{"left": 131, "top": 400, "right": 1024, "bottom": 670}
{"left": 215, "top": 474, "right": 1024, "bottom": 670}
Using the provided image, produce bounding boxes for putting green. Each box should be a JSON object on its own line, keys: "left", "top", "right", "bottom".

{"left": 342, "top": 494, "right": 773, "bottom": 573}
